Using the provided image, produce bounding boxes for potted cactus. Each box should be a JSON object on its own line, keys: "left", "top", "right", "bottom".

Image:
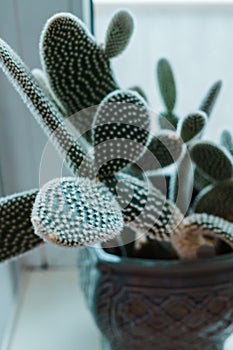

{"left": 0, "top": 9, "right": 233, "bottom": 350}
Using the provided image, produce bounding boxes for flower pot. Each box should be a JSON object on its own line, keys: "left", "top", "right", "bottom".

{"left": 78, "top": 247, "right": 233, "bottom": 350}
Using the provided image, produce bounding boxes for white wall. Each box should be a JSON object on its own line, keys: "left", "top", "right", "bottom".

{"left": 94, "top": 1, "right": 233, "bottom": 140}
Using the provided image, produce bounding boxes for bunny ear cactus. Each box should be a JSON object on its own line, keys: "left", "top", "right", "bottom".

{"left": 93, "top": 90, "right": 151, "bottom": 178}
{"left": 104, "top": 10, "right": 134, "bottom": 59}
{"left": 103, "top": 173, "right": 233, "bottom": 260}
{"left": 157, "top": 58, "right": 179, "bottom": 130}
{"left": 199, "top": 80, "right": 222, "bottom": 117}
{"left": 190, "top": 141, "right": 232, "bottom": 182}
{"left": 193, "top": 180, "right": 233, "bottom": 222}
{"left": 178, "top": 111, "right": 207, "bottom": 144}
{"left": 32, "top": 177, "right": 124, "bottom": 247}
{"left": 221, "top": 130, "right": 233, "bottom": 156}
{"left": 0, "top": 190, "right": 43, "bottom": 263}
{"left": 103, "top": 173, "right": 183, "bottom": 239}
{"left": 190, "top": 141, "right": 233, "bottom": 220}
{"left": 40, "top": 11, "right": 134, "bottom": 139}
{"left": 0, "top": 38, "right": 94, "bottom": 178}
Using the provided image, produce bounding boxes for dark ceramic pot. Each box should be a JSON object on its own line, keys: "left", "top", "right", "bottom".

{"left": 78, "top": 247, "right": 233, "bottom": 350}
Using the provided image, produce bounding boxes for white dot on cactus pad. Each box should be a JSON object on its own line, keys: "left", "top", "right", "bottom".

{"left": 31, "top": 177, "right": 124, "bottom": 247}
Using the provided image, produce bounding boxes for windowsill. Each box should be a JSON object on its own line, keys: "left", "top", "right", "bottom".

{"left": 5, "top": 269, "right": 101, "bottom": 350}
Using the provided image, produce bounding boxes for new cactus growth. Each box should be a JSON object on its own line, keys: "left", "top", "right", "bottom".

{"left": 157, "top": 58, "right": 179, "bottom": 130}
{"left": 199, "top": 80, "right": 222, "bottom": 117}
{"left": 0, "top": 10, "right": 232, "bottom": 265}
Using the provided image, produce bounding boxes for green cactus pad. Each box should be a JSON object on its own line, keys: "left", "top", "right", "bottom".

{"left": 93, "top": 90, "right": 151, "bottom": 177}
{"left": 190, "top": 141, "right": 233, "bottom": 182}
{"left": 193, "top": 179, "right": 233, "bottom": 222}
{"left": 157, "top": 58, "right": 176, "bottom": 113}
{"left": 32, "top": 177, "right": 124, "bottom": 247}
{"left": 0, "top": 38, "right": 94, "bottom": 177}
{"left": 0, "top": 190, "right": 43, "bottom": 263}
{"left": 179, "top": 111, "right": 207, "bottom": 143}
{"left": 40, "top": 12, "right": 120, "bottom": 132}
{"left": 221, "top": 130, "right": 233, "bottom": 156}
{"left": 138, "top": 131, "right": 183, "bottom": 173}
{"left": 104, "top": 173, "right": 183, "bottom": 240}
{"left": 104, "top": 10, "right": 134, "bottom": 59}
{"left": 199, "top": 80, "right": 222, "bottom": 117}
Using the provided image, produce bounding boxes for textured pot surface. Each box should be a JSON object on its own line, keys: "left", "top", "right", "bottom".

{"left": 78, "top": 247, "right": 233, "bottom": 350}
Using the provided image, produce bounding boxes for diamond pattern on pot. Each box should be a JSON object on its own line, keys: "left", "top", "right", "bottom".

{"left": 32, "top": 177, "right": 124, "bottom": 247}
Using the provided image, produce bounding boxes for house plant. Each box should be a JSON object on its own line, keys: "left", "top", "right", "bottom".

{"left": 0, "top": 9, "right": 233, "bottom": 350}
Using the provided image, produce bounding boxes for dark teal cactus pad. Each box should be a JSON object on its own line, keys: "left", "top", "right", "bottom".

{"left": 157, "top": 58, "right": 176, "bottom": 113}
{"left": 40, "top": 11, "right": 134, "bottom": 140}
{"left": 193, "top": 179, "right": 233, "bottom": 222}
{"left": 32, "top": 177, "right": 124, "bottom": 247}
{"left": 0, "top": 190, "right": 43, "bottom": 262}
{"left": 104, "top": 10, "right": 134, "bottom": 59}
{"left": 199, "top": 80, "right": 222, "bottom": 117}
{"left": 93, "top": 90, "right": 151, "bottom": 177}
{"left": 221, "top": 130, "right": 233, "bottom": 156}
{"left": 40, "top": 13, "right": 118, "bottom": 116}
{"left": 190, "top": 141, "right": 233, "bottom": 182}
{"left": 179, "top": 111, "right": 207, "bottom": 143}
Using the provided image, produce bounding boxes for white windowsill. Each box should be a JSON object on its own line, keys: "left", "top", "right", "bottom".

{"left": 5, "top": 269, "right": 101, "bottom": 350}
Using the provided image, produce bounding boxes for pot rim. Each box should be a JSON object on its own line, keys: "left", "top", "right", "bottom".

{"left": 91, "top": 245, "right": 233, "bottom": 277}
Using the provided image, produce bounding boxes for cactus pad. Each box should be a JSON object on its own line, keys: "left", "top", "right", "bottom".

{"left": 40, "top": 12, "right": 120, "bottom": 118}
{"left": 221, "top": 130, "right": 233, "bottom": 156}
{"left": 0, "top": 190, "right": 43, "bottom": 262}
{"left": 104, "top": 10, "right": 134, "bottom": 59}
{"left": 0, "top": 38, "right": 94, "bottom": 177}
{"left": 104, "top": 173, "right": 183, "bottom": 240}
{"left": 193, "top": 179, "right": 233, "bottom": 222}
{"left": 179, "top": 111, "right": 207, "bottom": 143}
{"left": 93, "top": 90, "right": 151, "bottom": 177}
{"left": 190, "top": 141, "right": 233, "bottom": 182}
{"left": 157, "top": 58, "right": 176, "bottom": 113}
{"left": 199, "top": 80, "right": 222, "bottom": 117}
{"left": 32, "top": 177, "right": 124, "bottom": 247}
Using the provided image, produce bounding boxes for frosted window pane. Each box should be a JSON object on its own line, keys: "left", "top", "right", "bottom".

{"left": 94, "top": 2, "right": 233, "bottom": 140}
